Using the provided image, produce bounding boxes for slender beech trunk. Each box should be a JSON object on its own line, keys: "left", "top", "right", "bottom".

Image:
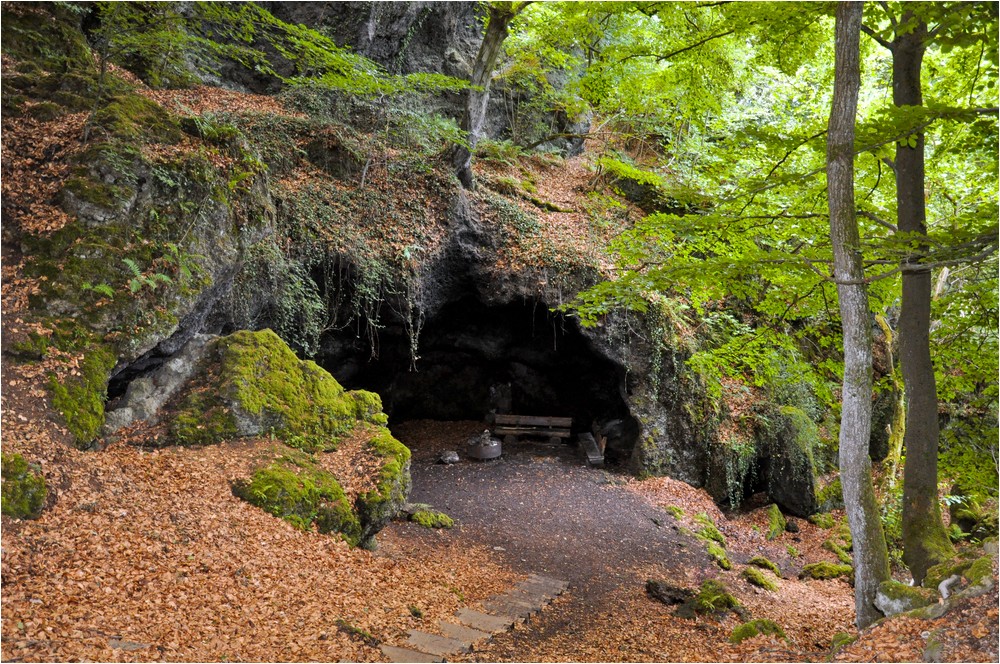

{"left": 451, "top": 3, "right": 520, "bottom": 189}
{"left": 892, "top": 14, "right": 955, "bottom": 584}
{"left": 828, "top": 1, "right": 890, "bottom": 629}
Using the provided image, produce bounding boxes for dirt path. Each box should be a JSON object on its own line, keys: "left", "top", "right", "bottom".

{"left": 397, "top": 421, "right": 706, "bottom": 595}
{"left": 391, "top": 420, "right": 856, "bottom": 662}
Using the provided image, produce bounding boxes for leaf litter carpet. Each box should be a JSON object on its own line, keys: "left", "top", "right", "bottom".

{"left": 2, "top": 392, "right": 997, "bottom": 662}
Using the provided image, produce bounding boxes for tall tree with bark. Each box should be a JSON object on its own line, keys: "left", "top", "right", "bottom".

{"left": 451, "top": 1, "right": 530, "bottom": 189}
{"left": 827, "top": 1, "right": 891, "bottom": 630}
{"left": 859, "top": 3, "right": 964, "bottom": 584}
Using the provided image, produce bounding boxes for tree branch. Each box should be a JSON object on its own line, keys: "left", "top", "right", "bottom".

{"left": 858, "top": 210, "right": 897, "bottom": 232}
{"left": 860, "top": 23, "right": 892, "bottom": 50}
{"left": 614, "top": 28, "right": 736, "bottom": 66}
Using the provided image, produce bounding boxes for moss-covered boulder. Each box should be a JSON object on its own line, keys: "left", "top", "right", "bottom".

{"left": 766, "top": 503, "right": 786, "bottom": 540}
{"left": 410, "top": 509, "right": 454, "bottom": 529}
{"left": 874, "top": 580, "right": 937, "bottom": 617}
{"left": 729, "top": 618, "right": 786, "bottom": 644}
{"left": 354, "top": 427, "right": 411, "bottom": 547}
{"left": 676, "top": 579, "right": 747, "bottom": 619}
{"left": 1, "top": 453, "right": 48, "bottom": 519}
{"left": 815, "top": 476, "right": 844, "bottom": 512}
{"left": 233, "top": 429, "right": 410, "bottom": 549}
{"left": 232, "top": 450, "right": 361, "bottom": 542}
{"left": 742, "top": 566, "right": 779, "bottom": 591}
{"left": 170, "top": 330, "right": 388, "bottom": 450}
{"left": 747, "top": 555, "right": 782, "bottom": 577}
{"left": 799, "top": 562, "right": 852, "bottom": 580}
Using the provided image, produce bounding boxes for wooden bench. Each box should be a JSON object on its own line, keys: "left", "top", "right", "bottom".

{"left": 492, "top": 414, "right": 573, "bottom": 444}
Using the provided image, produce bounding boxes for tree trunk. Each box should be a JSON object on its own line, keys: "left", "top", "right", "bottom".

{"left": 451, "top": 3, "right": 519, "bottom": 189}
{"left": 827, "top": 1, "right": 891, "bottom": 629}
{"left": 892, "top": 13, "right": 955, "bottom": 585}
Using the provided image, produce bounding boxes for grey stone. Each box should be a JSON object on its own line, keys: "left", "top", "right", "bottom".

{"left": 875, "top": 581, "right": 937, "bottom": 617}
{"left": 102, "top": 334, "right": 214, "bottom": 435}
{"left": 379, "top": 645, "right": 443, "bottom": 663}
{"left": 406, "top": 630, "right": 469, "bottom": 656}
{"left": 437, "top": 620, "right": 490, "bottom": 644}
{"left": 454, "top": 608, "right": 513, "bottom": 633}
{"left": 483, "top": 596, "right": 535, "bottom": 620}
{"left": 438, "top": 450, "right": 460, "bottom": 464}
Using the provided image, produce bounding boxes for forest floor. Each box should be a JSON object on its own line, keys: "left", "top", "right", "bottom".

{"left": 1, "top": 318, "right": 997, "bottom": 662}
{"left": 394, "top": 420, "right": 998, "bottom": 663}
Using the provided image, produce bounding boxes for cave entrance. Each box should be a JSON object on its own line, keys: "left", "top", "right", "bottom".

{"left": 321, "top": 298, "right": 638, "bottom": 464}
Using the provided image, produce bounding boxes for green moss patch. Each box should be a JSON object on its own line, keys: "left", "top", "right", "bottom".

{"left": 816, "top": 476, "right": 843, "bottom": 511}
{"left": 1, "top": 452, "right": 48, "bottom": 519}
{"left": 170, "top": 330, "right": 388, "bottom": 450}
{"left": 694, "top": 512, "right": 726, "bottom": 545}
{"left": 91, "top": 94, "right": 183, "bottom": 144}
{"left": 808, "top": 512, "right": 836, "bottom": 529}
{"left": 665, "top": 505, "right": 685, "bottom": 519}
{"left": 232, "top": 448, "right": 362, "bottom": 544}
{"left": 49, "top": 344, "right": 116, "bottom": 449}
{"left": 354, "top": 427, "right": 412, "bottom": 549}
{"left": 676, "top": 579, "right": 746, "bottom": 619}
{"left": 729, "top": 618, "right": 786, "bottom": 644}
{"left": 799, "top": 562, "right": 852, "bottom": 580}
{"left": 748, "top": 555, "right": 781, "bottom": 577}
{"left": 823, "top": 538, "right": 854, "bottom": 565}
{"left": 410, "top": 509, "right": 454, "bottom": 529}
{"left": 766, "top": 503, "right": 786, "bottom": 540}
{"left": 742, "top": 566, "right": 779, "bottom": 591}
{"left": 876, "top": 580, "right": 936, "bottom": 616}
{"left": 706, "top": 542, "right": 732, "bottom": 570}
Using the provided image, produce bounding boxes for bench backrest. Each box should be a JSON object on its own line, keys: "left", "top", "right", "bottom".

{"left": 493, "top": 414, "right": 573, "bottom": 428}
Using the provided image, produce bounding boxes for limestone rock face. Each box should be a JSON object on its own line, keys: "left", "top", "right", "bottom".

{"left": 874, "top": 581, "right": 937, "bottom": 617}
{"left": 102, "top": 334, "right": 215, "bottom": 436}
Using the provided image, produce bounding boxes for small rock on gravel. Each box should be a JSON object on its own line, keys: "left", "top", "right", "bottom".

{"left": 438, "top": 450, "right": 460, "bottom": 464}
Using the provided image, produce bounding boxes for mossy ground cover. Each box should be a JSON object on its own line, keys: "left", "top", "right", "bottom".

{"left": 729, "top": 618, "right": 786, "bottom": 644}
{"left": 232, "top": 448, "right": 362, "bottom": 544}
{"left": 747, "top": 555, "right": 781, "bottom": 577}
{"left": 1, "top": 452, "right": 48, "bottom": 519}
{"left": 410, "top": 509, "right": 454, "bottom": 529}
{"left": 799, "top": 562, "right": 852, "bottom": 580}
{"left": 741, "top": 566, "right": 779, "bottom": 591}
{"left": 676, "top": 579, "right": 746, "bottom": 619}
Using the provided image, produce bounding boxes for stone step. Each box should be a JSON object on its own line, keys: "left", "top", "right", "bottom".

{"left": 527, "top": 573, "right": 569, "bottom": 590}
{"left": 483, "top": 597, "right": 536, "bottom": 620}
{"left": 506, "top": 585, "right": 555, "bottom": 604}
{"left": 406, "top": 629, "right": 469, "bottom": 657}
{"left": 379, "top": 645, "right": 443, "bottom": 663}
{"left": 518, "top": 577, "right": 568, "bottom": 596}
{"left": 438, "top": 620, "right": 491, "bottom": 644}
{"left": 454, "top": 607, "right": 515, "bottom": 633}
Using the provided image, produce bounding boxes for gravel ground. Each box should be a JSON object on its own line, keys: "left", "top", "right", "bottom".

{"left": 392, "top": 420, "right": 721, "bottom": 660}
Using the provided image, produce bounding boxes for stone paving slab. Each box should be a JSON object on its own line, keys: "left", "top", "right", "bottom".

{"left": 483, "top": 596, "right": 536, "bottom": 620}
{"left": 380, "top": 644, "right": 444, "bottom": 663}
{"left": 455, "top": 607, "right": 515, "bottom": 632}
{"left": 406, "top": 629, "right": 469, "bottom": 657}
{"left": 527, "top": 573, "right": 569, "bottom": 590}
{"left": 516, "top": 580, "right": 566, "bottom": 598}
{"left": 506, "top": 585, "right": 555, "bottom": 603}
{"left": 438, "top": 620, "right": 491, "bottom": 644}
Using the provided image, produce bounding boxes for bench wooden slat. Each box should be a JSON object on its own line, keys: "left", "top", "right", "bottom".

{"left": 578, "top": 432, "right": 604, "bottom": 466}
{"left": 493, "top": 427, "right": 572, "bottom": 438}
{"left": 494, "top": 414, "right": 573, "bottom": 428}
